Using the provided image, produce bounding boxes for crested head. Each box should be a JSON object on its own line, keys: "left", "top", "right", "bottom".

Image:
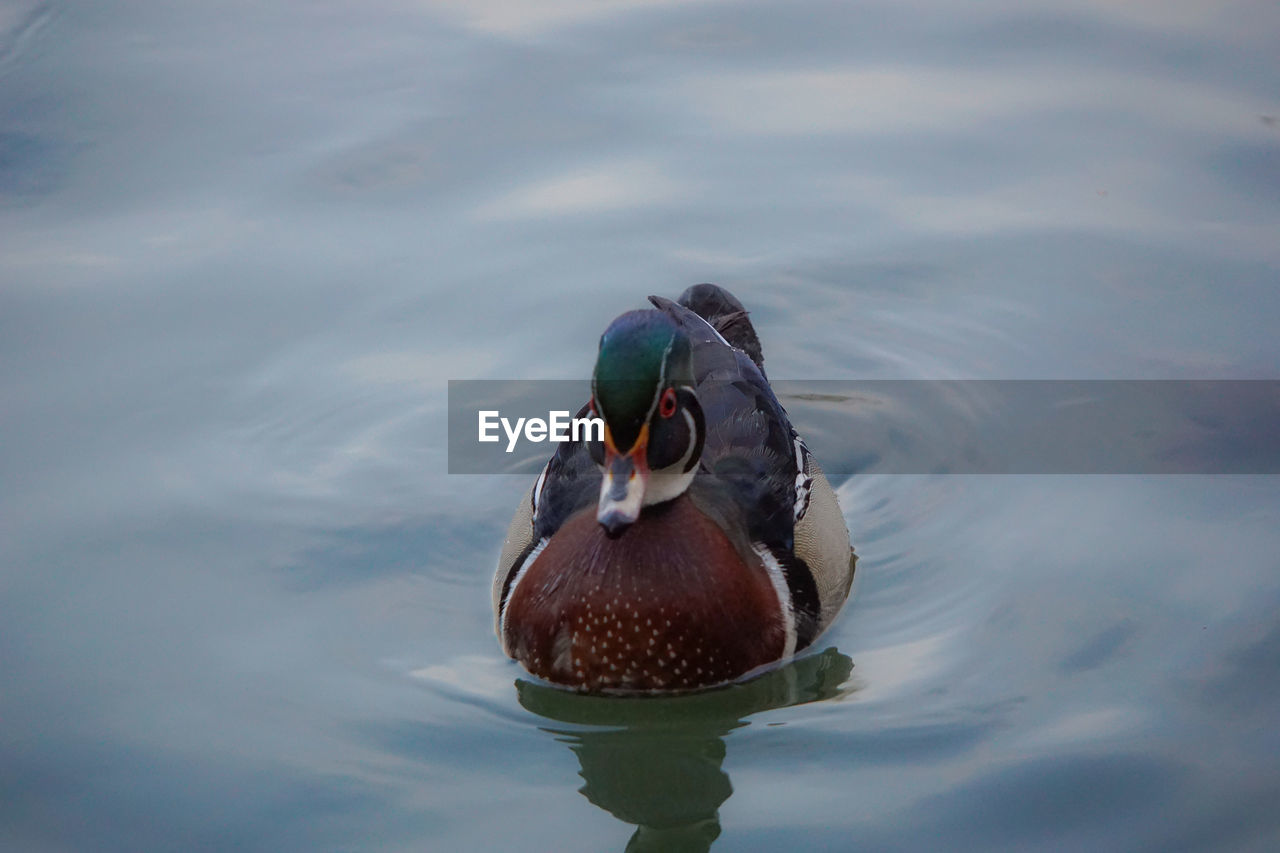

{"left": 589, "top": 309, "right": 702, "bottom": 535}
{"left": 592, "top": 310, "right": 692, "bottom": 451}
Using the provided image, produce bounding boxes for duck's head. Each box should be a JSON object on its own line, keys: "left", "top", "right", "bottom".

{"left": 590, "top": 310, "right": 705, "bottom": 536}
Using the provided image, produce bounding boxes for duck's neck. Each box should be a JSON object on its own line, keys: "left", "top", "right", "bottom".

{"left": 642, "top": 463, "right": 697, "bottom": 507}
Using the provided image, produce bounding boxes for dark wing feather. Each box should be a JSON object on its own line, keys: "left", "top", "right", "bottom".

{"left": 676, "top": 282, "right": 766, "bottom": 373}
{"left": 532, "top": 401, "right": 601, "bottom": 540}
{"left": 651, "top": 294, "right": 822, "bottom": 646}
{"left": 648, "top": 295, "right": 799, "bottom": 548}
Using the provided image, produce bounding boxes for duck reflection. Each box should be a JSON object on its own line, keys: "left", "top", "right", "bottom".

{"left": 515, "top": 647, "right": 855, "bottom": 852}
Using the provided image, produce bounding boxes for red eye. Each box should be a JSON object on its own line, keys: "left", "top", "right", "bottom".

{"left": 659, "top": 387, "right": 677, "bottom": 418}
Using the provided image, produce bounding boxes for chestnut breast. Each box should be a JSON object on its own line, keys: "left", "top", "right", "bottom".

{"left": 503, "top": 495, "right": 787, "bottom": 691}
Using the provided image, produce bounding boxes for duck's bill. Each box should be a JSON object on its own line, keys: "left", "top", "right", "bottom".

{"left": 597, "top": 436, "right": 649, "bottom": 536}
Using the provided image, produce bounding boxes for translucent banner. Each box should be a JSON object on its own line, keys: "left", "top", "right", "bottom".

{"left": 448, "top": 380, "right": 1280, "bottom": 475}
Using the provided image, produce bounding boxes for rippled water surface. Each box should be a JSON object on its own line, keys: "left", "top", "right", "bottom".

{"left": 3, "top": 1, "right": 1279, "bottom": 850}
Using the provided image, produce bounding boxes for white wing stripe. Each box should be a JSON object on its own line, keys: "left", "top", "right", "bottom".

{"left": 753, "top": 543, "right": 797, "bottom": 660}
{"left": 499, "top": 536, "right": 549, "bottom": 653}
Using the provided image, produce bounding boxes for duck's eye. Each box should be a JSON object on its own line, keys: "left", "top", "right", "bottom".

{"left": 658, "top": 387, "right": 677, "bottom": 419}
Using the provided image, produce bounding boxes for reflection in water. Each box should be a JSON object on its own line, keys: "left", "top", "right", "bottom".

{"left": 515, "top": 648, "right": 855, "bottom": 852}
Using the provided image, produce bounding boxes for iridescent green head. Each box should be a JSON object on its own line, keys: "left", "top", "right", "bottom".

{"left": 592, "top": 310, "right": 691, "bottom": 449}
{"left": 590, "top": 310, "right": 701, "bottom": 535}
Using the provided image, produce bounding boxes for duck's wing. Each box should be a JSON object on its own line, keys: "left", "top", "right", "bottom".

{"left": 530, "top": 400, "right": 601, "bottom": 540}
{"left": 652, "top": 294, "right": 826, "bottom": 648}
{"left": 676, "top": 282, "right": 766, "bottom": 375}
{"left": 650, "top": 294, "right": 809, "bottom": 535}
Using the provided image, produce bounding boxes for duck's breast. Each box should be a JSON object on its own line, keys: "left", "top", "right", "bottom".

{"left": 501, "top": 496, "right": 788, "bottom": 691}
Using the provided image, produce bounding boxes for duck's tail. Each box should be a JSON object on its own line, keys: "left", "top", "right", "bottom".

{"left": 676, "top": 283, "right": 765, "bottom": 373}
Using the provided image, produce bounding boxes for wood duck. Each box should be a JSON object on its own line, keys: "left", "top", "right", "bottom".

{"left": 493, "top": 284, "right": 854, "bottom": 693}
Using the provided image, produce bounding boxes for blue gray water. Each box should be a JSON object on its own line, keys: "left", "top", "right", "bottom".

{"left": 2, "top": 1, "right": 1279, "bottom": 850}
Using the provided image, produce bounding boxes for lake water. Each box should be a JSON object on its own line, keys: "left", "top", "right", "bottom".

{"left": 2, "top": 1, "right": 1279, "bottom": 850}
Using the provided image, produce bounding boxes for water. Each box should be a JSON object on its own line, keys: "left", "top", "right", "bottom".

{"left": 2, "top": 1, "right": 1279, "bottom": 850}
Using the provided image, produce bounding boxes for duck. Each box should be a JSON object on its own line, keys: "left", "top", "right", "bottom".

{"left": 492, "top": 284, "right": 854, "bottom": 693}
